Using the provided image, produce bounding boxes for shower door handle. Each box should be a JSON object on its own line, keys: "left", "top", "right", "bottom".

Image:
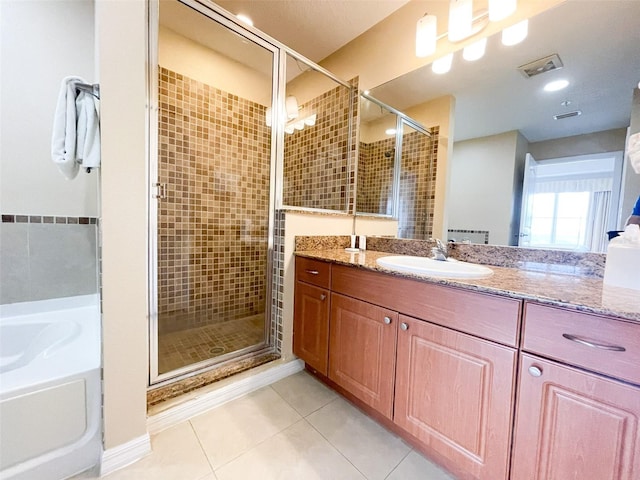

{"left": 154, "top": 183, "right": 167, "bottom": 199}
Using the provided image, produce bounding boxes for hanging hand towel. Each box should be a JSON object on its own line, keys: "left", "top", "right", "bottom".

{"left": 51, "top": 76, "right": 83, "bottom": 179}
{"left": 628, "top": 132, "right": 640, "bottom": 174}
{"left": 75, "top": 89, "right": 101, "bottom": 171}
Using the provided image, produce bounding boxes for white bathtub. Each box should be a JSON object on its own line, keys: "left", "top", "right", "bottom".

{"left": 0, "top": 295, "right": 102, "bottom": 480}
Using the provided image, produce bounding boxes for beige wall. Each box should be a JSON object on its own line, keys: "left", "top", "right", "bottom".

{"left": 0, "top": 0, "right": 98, "bottom": 217}
{"left": 159, "top": 26, "right": 271, "bottom": 106}
{"left": 283, "top": 212, "right": 397, "bottom": 359}
{"left": 97, "top": 0, "right": 149, "bottom": 450}
{"left": 449, "top": 131, "right": 525, "bottom": 245}
{"left": 528, "top": 128, "right": 627, "bottom": 160}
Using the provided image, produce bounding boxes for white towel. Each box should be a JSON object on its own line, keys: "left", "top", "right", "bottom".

{"left": 628, "top": 132, "right": 640, "bottom": 174}
{"left": 51, "top": 76, "right": 101, "bottom": 179}
{"left": 75, "top": 90, "right": 101, "bottom": 170}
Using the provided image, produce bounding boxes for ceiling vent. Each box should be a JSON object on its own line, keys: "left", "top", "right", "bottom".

{"left": 518, "top": 54, "right": 564, "bottom": 78}
{"left": 553, "top": 110, "right": 582, "bottom": 120}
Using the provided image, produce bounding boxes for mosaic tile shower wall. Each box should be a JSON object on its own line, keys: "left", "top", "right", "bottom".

{"left": 357, "top": 127, "right": 438, "bottom": 238}
{"left": 283, "top": 82, "right": 357, "bottom": 211}
{"left": 157, "top": 67, "right": 271, "bottom": 333}
{"left": 357, "top": 138, "right": 395, "bottom": 215}
{"left": 398, "top": 127, "right": 439, "bottom": 240}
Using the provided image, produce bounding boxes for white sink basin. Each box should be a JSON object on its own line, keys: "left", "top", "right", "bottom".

{"left": 376, "top": 255, "right": 493, "bottom": 279}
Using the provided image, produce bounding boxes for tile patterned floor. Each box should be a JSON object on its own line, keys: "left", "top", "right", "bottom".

{"left": 75, "top": 371, "right": 455, "bottom": 480}
{"left": 158, "top": 314, "right": 265, "bottom": 374}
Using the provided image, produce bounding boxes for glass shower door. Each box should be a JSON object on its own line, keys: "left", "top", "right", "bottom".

{"left": 150, "top": 0, "right": 277, "bottom": 382}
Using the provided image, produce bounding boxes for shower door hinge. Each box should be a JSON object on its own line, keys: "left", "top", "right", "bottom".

{"left": 153, "top": 183, "right": 167, "bottom": 199}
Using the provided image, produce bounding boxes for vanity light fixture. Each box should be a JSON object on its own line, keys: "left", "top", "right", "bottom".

{"left": 265, "top": 106, "right": 272, "bottom": 127}
{"left": 416, "top": 13, "right": 437, "bottom": 57}
{"left": 463, "top": 37, "right": 487, "bottom": 61}
{"left": 284, "top": 113, "right": 317, "bottom": 134}
{"left": 448, "top": 0, "right": 473, "bottom": 42}
{"left": 432, "top": 53, "right": 454, "bottom": 74}
{"left": 502, "top": 19, "right": 528, "bottom": 46}
{"left": 385, "top": 128, "right": 397, "bottom": 135}
{"left": 544, "top": 79, "right": 570, "bottom": 92}
{"left": 489, "top": 0, "right": 517, "bottom": 22}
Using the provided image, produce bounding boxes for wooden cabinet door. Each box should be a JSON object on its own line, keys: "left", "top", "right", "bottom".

{"left": 394, "top": 315, "right": 516, "bottom": 480}
{"left": 293, "top": 281, "right": 330, "bottom": 375}
{"left": 329, "top": 293, "right": 398, "bottom": 419}
{"left": 512, "top": 354, "right": 640, "bottom": 480}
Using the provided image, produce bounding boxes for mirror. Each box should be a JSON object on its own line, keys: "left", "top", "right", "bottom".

{"left": 357, "top": 95, "right": 437, "bottom": 240}
{"left": 283, "top": 53, "right": 356, "bottom": 213}
{"left": 369, "top": 1, "right": 640, "bottom": 249}
{"left": 357, "top": 95, "right": 398, "bottom": 216}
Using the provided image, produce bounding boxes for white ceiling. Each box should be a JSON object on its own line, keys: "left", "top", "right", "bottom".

{"left": 213, "top": 0, "right": 411, "bottom": 63}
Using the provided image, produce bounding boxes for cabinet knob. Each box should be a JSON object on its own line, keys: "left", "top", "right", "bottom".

{"left": 383, "top": 316, "right": 392, "bottom": 325}
{"left": 320, "top": 294, "right": 326, "bottom": 301}
{"left": 400, "top": 322, "right": 409, "bottom": 331}
{"left": 528, "top": 365, "right": 543, "bottom": 377}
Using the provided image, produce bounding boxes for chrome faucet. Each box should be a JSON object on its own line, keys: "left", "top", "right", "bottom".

{"left": 431, "top": 238, "right": 449, "bottom": 261}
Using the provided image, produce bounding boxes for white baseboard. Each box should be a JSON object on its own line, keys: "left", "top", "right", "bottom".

{"left": 99, "top": 433, "right": 151, "bottom": 477}
{"left": 147, "top": 359, "right": 304, "bottom": 435}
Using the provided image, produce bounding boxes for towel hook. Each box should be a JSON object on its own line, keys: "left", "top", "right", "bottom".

{"left": 76, "top": 83, "right": 100, "bottom": 100}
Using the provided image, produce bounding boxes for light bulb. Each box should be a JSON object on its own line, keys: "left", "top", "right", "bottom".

{"left": 285, "top": 96, "right": 299, "bottom": 120}
{"left": 416, "top": 14, "right": 437, "bottom": 58}
{"left": 448, "top": 0, "right": 472, "bottom": 42}
{"left": 463, "top": 37, "right": 487, "bottom": 61}
{"left": 265, "top": 106, "right": 272, "bottom": 127}
{"left": 544, "top": 79, "right": 569, "bottom": 92}
{"left": 488, "top": 0, "right": 516, "bottom": 22}
{"left": 432, "top": 53, "right": 453, "bottom": 74}
{"left": 502, "top": 19, "right": 528, "bottom": 46}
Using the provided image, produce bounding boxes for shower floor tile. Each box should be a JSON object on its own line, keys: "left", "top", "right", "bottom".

{"left": 158, "top": 314, "right": 265, "bottom": 374}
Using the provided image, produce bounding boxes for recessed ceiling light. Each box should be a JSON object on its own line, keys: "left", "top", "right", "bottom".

{"left": 236, "top": 14, "right": 253, "bottom": 26}
{"left": 544, "top": 79, "right": 569, "bottom": 92}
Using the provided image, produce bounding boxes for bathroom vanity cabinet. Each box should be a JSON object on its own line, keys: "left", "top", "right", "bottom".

{"left": 293, "top": 255, "right": 640, "bottom": 480}
{"left": 511, "top": 304, "right": 640, "bottom": 478}
{"left": 293, "top": 257, "right": 331, "bottom": 375}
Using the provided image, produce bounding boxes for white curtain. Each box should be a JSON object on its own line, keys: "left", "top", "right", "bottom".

{"left": 585, "top": 190, "right": 611, "bottom": 253}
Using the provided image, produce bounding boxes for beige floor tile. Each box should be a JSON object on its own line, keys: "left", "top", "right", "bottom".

{"left": 215, "top": 419, "right": 365, "bottom": 480}
{"left": 307, "top": 398, "right": 411, "bottom": 480}
{"left": 271, "top": 371, "right": 338, "bottom": 417}
{"left": 190, "top": 386, "right": 302, "bottom": 469}
{"left": 386, "top": 450, "right": 455, "bottom": 480}
{"left": 100, "top": 422, "right": 212, "bottom": 480}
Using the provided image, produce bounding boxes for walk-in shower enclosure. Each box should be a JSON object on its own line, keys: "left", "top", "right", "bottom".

{"left": 148, "top": 0, "right": 355, "bottom": 384}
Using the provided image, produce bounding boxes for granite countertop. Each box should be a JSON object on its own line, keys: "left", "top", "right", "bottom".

{"left": 295, "top": 249, "right": 640, "bottom": 323}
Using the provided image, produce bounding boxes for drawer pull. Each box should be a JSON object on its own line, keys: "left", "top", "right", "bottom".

{"left": 528, "top": 365, "right": 543, "bottom": 377}
{"left": 562, "top": 334, "right": 626, "bottom": 352}
{"left": 320, "top": 294, "right": 327, "bottom": 301}
{"left": 383, "top": 316, "right": 392, "bottom": 325}
{"left": 305, "top": 270, "right": 320, "bottom": 275}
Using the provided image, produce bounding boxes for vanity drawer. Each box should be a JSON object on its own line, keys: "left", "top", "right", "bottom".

{"left": 523, "top": 302, "right": 640, "bottom": 385}
{"left": 331, "top": 264, "right": 521, "bottom": 346}
{"left": 296, "top": 257, "right": 331, "bottom": 288}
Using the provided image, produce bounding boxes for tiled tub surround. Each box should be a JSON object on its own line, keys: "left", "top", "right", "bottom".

{"left": 0, "top": 215, "right": 98, "bottom": 304}
{"left": 293, "top": 245, "right": 639, "bottom": 322}
{"left": 283, "top": 81, "right": 357, "bottom": 212}
{"left": 157, "top": 67, "right": 271, "bottom": 372}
